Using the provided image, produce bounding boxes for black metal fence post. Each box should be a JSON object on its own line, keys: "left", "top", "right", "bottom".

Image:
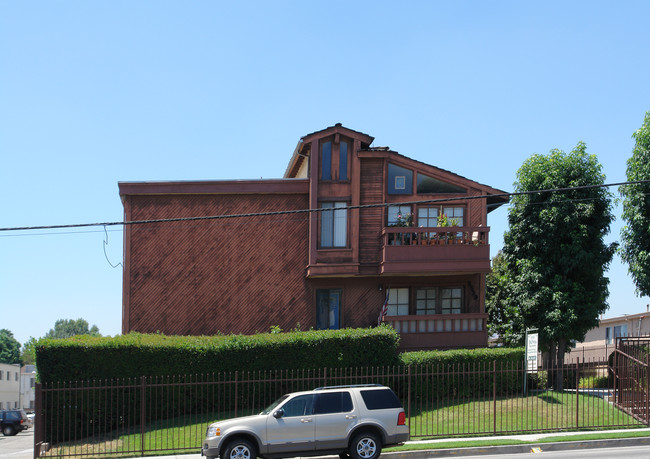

{"left": 140, "top": 376, "right": 146, "bottom": 457}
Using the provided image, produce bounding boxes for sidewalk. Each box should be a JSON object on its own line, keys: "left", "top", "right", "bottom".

{"left": 144, "top": 428, "right": 650, "bottom": 459}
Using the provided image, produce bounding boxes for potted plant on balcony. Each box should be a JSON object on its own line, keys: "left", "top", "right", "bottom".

{"left": 389, "top": 212, "right": 413, "bottom": 245}
{"left": 436, "top": 210, "right": 460, "bottom": 244}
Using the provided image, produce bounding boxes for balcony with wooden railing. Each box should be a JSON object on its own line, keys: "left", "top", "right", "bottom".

{"left": 383, "top": 312, "right": 488, "bottom": 350}
{"left": 380, "top": 226, "right": 491, "bottom": 275}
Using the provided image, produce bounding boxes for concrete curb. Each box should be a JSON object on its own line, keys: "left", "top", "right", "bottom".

{"left": 381, "top": 436, "right": 650, "bottom": 457}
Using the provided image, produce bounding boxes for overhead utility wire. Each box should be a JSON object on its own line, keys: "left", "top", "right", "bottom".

{"left": 2, "top": 179, "right": 650, "bottom": 233}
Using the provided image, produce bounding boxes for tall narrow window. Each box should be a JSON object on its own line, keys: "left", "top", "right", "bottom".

{"left": 321, "top": 202, "right": 347, "bottom": 248}
{"left": 316, "top": 289, "right": 341, "bottom": 329}
{"left": 387, "top": 288, "right": 409, "bottom": 316}
{"left": 321, "top": 141, "right": 332, "bottom": 180}
{"left": 339, "top": 141, "right": 348, "bottom": 181}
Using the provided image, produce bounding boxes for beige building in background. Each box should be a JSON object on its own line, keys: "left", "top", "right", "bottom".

{"left": 0, "top": 362, "right": 20, "bottom": 410}
{"left": 571, "top": 308, "right": 650, "bottom": 362}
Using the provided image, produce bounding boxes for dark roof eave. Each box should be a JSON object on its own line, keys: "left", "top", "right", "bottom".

{"left": 119, "top": 179, "right": 309, "bottom": 196}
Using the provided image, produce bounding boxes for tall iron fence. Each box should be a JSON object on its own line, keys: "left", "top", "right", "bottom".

{"left": 612, "top": 336, "right": 650, "bottom": 424}
{"left": 35, "top": 359, "right": 645, "bottom": 458}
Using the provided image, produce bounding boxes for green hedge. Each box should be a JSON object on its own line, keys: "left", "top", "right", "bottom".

{"left": 36, "top": 326, "right": 401, "bottom": 383}
{"left": 397, "top": 347, "right": 526, "bottom": 398}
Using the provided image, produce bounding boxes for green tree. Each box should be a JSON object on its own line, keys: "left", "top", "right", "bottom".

{"left": 44, "top": 318, "right": 101, "bottom": 339}
{"left": 486, "top": 251, "right": 524, "bottom": 347}
{"left": 20, "top": 337, "right": 38, "bottom": 365}
{"left": 620, "top": 111, "right": 650, "bottom": 296}
{"left": 0, "top": 329, "right": 21, "bottom": 364}
{"left": 503, "top": 142, "right": 616, "bottom": 389}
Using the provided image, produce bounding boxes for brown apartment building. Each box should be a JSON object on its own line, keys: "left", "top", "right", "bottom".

{"left": 119, "top": 124, "right": 508, "bottom": 350}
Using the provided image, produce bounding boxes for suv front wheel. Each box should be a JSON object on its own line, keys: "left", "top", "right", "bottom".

{"left": 223, "top": 438, "right": 258, "bottom": 459}
{"left": 349, "top": 432, "right": 382, "bottom": 459}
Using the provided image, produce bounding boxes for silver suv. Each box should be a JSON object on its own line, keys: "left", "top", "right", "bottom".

{"left": 202, "top": 384, "right": 409, "bottom": 459}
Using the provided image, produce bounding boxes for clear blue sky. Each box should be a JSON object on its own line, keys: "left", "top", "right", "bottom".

{"left": 2, "top": 1, "right": 649, "bottom": 346}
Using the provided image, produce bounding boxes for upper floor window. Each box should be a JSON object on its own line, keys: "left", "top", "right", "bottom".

{"left": 388, "top": 164, "right": 413, "bottom": 195}
{"left": 321, "top": 139, "right": 350, "bottom": 181}
{"left": 606, "top": 325, "right": 628, "bottom": 344}
{"left": 320, "top": 202, "right": 347, "bottom": 248}
{"left": 339, "top": 141, "right": 348, "bottom": 181}
{"left": 388, "top": 205, "right": 412, "bottom": 226}
{"left": 417, "top": 173, "right": 467, "bottom": 194}
{"left": 321, "top": 141, "right": 332, "bottom": 180}
{"left": 440, "top": 206, "right": 464, "bottom": 227}
{"left": 418, "top": 207, "right": 438, "bottom": 227}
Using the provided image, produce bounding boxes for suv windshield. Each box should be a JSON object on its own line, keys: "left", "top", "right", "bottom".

{"left": 260, "top": 395, "right": 289, "bottom": 415}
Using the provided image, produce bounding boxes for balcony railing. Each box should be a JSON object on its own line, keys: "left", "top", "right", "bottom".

{"left": 382, "top": 226, "right": 489, "bottom": 246}
{"left": 383, "top": 313, "right": 488, "bottom": 350}
{"left": 380, "top": 226, "right": 491, "bottom": 274}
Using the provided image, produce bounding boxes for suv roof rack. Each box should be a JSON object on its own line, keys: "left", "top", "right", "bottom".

{"left": 313, "top": 384, "right": 384, "bottom": 391}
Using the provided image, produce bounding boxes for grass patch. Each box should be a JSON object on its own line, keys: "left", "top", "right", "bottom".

{"left": 407, "top": 390, "right": 641, "bottom": 437}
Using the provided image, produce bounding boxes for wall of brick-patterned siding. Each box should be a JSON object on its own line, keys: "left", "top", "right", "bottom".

{"left": 124, "top": 193, "right": 312, "bottom": 335}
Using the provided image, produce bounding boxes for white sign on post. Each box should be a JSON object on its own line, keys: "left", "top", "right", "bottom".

{"left": 526, "top": 330, "right": 538, "bottom": 372}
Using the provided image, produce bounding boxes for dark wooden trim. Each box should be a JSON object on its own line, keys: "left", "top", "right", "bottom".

{"left": 119, "top": 180, "right": 309, "bottom": 196}
{"left": 121, "top": 196, "right": 131, "bottom": 334}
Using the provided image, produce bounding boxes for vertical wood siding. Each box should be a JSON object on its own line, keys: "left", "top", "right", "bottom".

{"left": 359, "top": 158, "right": 384, "bottom": 266}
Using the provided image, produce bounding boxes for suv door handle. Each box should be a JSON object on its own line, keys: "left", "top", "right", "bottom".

{"left": 345, "top": 415, "right": 357, "bottom": 419}
{"left": 300, "top": 418, "right": 313, "bottom": 423}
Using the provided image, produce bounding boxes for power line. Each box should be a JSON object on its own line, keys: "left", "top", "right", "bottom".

{"left": 1, "top": 179, "right": 649, "bottom": 234}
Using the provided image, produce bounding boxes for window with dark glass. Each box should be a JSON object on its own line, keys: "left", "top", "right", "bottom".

{"left": 320, "top": 139, "right": 350, "bottom": 181}
{"left": 316, "top": 289, "right": 341, "bottom": 329}
{"left": 313, "top": 392, "right": 353, "bottom": 414}
{"left": 416, "top": 288, "right": 437, "bottom": 315}
{"left": 388, "top": 164, "right": 413, "bottom": 195}
{"left": 321, "top": 141, "right": 332, "bottom": 180}
{"left": 320, "top": 202, "right": 347, "bottom": 248}
{"left": 417, "top": 173, "right": 467, "bottom": 194}
{"left": 281, "top": 395, "right": 314, "bottom": 417}
{"left": 441, "top": 288, "right": 462, "bottom": 314}
{"left": 339, "top": 141, "right": 348, "bottom": 181}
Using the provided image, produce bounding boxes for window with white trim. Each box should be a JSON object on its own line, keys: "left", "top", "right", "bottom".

{"left": 387, "top": 288, "right": 409, "bottom": 316}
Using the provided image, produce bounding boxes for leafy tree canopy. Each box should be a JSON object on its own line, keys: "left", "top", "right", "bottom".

{"left": 44, "top": 318, "right": 101, "bottom": 339}
{"left": 486, "top": 251, "right": 524, "bottom": 347}
{"left": 0, "top": 329, "right": 21, "bottom": 364}
{"left": 20, "top": 337, "right": 38, "bottom": 365}
{"left": 620, "top": 111, "right": 650, "bottom": 296}
{"left": 502, "top": 142, "right": 616, "bottom": 384}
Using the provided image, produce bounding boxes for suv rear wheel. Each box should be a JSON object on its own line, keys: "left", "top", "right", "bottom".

{"left": 3, "top": 425, "right": 16, "bottom": 436}
{"left": 223, "top": 438, "right": 257, "bottom": 459}
{"left": 349, "top": 432, "right": 381, "bottom": 459}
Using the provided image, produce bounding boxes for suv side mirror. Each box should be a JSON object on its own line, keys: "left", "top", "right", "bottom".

{"left": 273, "top": 409, "right": 284, "bottom": 419}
